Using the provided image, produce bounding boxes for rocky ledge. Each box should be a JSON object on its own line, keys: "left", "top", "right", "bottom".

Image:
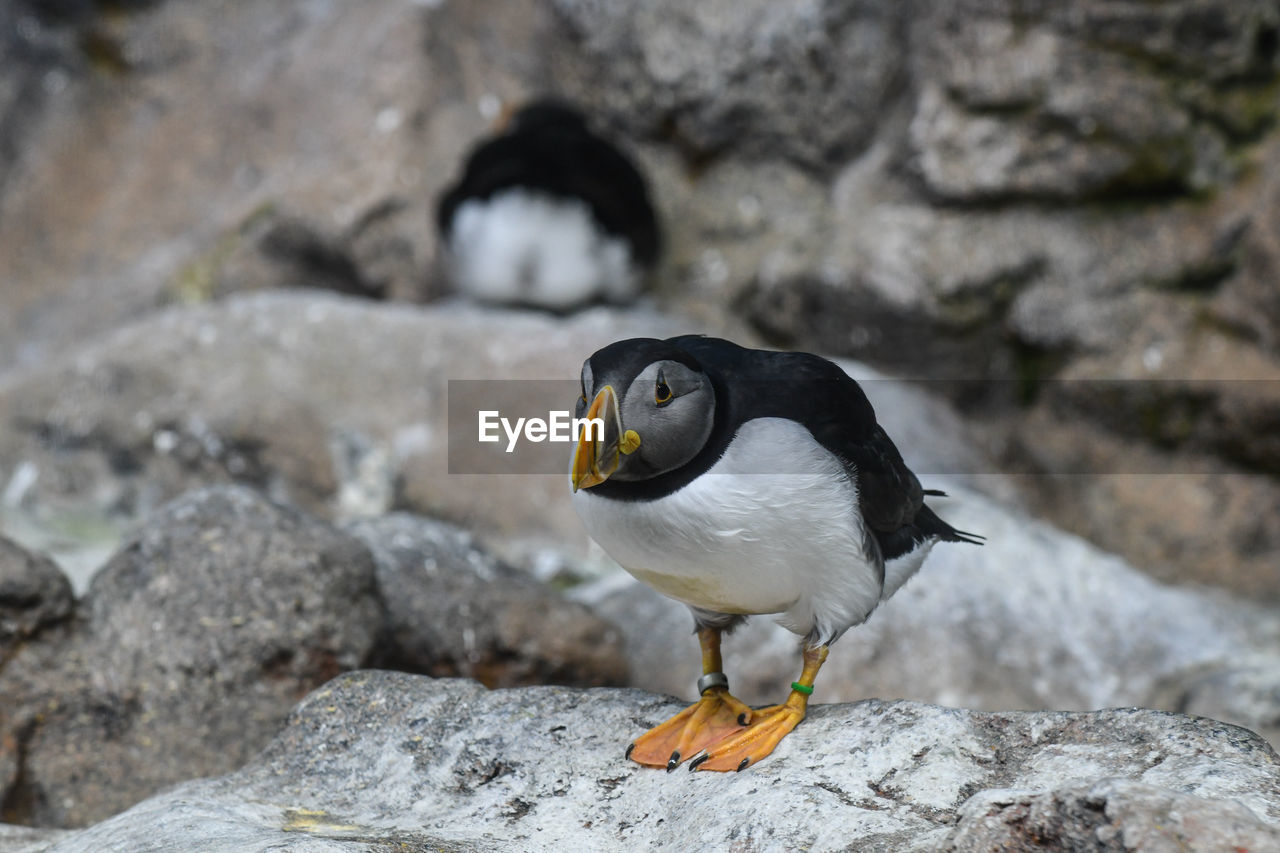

{"left": 0, "top": 486, "right": 626, "bottom": 829}
{"left": 9, "top": 670, "right": 1280, "bottom": 852}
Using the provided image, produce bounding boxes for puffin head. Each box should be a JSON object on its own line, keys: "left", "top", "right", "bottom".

{"left": 571, "top": 338, "right": 715, "bottom": 491}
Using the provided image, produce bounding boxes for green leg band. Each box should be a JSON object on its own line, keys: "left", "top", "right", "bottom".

{"left": 790, "top": 682, "right": 814, "bottom": 695}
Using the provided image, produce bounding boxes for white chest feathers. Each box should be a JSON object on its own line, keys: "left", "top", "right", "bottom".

{"left": 572, "top": 418, "right": 887, "bottom": 642}
{"left": 446, "top": 188, "right": 640, "bottom": 311}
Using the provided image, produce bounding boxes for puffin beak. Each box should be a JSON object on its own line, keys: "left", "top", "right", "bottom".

{"left": 572, "top": 385, "right": 623, "bottom": 492}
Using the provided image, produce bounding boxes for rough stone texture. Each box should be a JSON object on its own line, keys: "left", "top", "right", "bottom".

{"left": 1000, "top": 408, "right": 1280, "bottom": 598}
{"left": 0, "top": 824, "right": 71, "bottom": 853}
{"left": 0, "top": 292, "right": 705, "bottom": 590}
{"left": 0, "top": 487, "right": 632, "bottom": 830}
{"left": 0, "top": 536, "right": 72, "bottom": 661}
{"left": 741, "top": 144, "right": 1280, "bottom": 609}
{"left": 11, "top": 671, "right": 1280, "bottom": 851}
{"left": 575, "top": 486, "right": 1280, "bottom": 749}
{"left": 0, "top": 0, "right": 568, "bottom": 375}
{"left": 0, "top": 3, "right": 81, "bottom": 205}
{"left": 949, "top": 779, "right": 1280, "bottom": 852}
{"left": 0, "top": 485, "right": 383, "bottom": 828}
{"left": 551, "top": 0, "right": 904, "bottom": 171}
{"left": 1155, "top": 654, "right": 1280, "bottom": 749}
{"left": 908, "top": 3, "right": 1280, "bottom": 202}
{"left": 344, "top": 513, "right": 627, "bottom": 688}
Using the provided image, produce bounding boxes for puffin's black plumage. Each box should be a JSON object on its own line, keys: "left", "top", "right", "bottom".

{"left": 437, "top": 99, "right": 660, "bottom": 267}
{"left": 577, "top": 335, "right": 980, "bottom": 561}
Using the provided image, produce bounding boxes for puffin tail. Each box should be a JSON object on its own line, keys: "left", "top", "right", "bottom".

{"left": 916, "top": 502, "right": 985, "bottom": 546}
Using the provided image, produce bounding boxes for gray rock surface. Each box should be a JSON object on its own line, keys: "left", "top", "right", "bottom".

{"left": 0, "top": 486, "right": 628, "bottom": 829}
{"left": 0, "top": 824, "right": 72, "bottom": 853}
{"left": 345, "top": 513, "right": 626, "bottom": 688}
{"left": 0, "top": 485, "right": 382, "bottom": 828}
{"left": 576, "top": 486, "right": 1280, "bottom": 749}
{"left": 0, "top": 0, "right": 442, "bottom": 374}
{"left": 1001, "top": 404, "right": 1280, "bottom": 599}
{"left": 907, "top": 3, "right": 1280, "bottom": 202}
{"left": 552, "top": 0, "right": 903, "bottom": 171}
{"left": 0, "top": 292, "right": 703, "bottom": 590}
{"left": 14, "top": 670, "right": 1280, "bottom": 852}
{"left": 949, "top": 779, "right": 1280, "bottom": 853}
{"left": 0, "top": 536, "right": 71, "bottom": 661}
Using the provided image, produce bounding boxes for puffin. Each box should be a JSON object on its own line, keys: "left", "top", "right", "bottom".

{"left": 436, "top": 98, "right": 661, "bottom": 312}
{"left": 569, "top": 336, "right": 982, "bottom": 772}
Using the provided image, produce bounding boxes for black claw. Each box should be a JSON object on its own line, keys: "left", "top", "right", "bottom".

{"left": 666, "top": 750, "right": 681, "bottom": 772}
{"left": 625, "top": 742, "right": 635, "bottom": 760}
{"left": 737, "top": 712, "right": 749, "bottom": 726}
{"left": 736, "top": 757, "right": 750, "bottom": 772}
{"left": 688, "top": 753, "right": 710, "bottom": 771}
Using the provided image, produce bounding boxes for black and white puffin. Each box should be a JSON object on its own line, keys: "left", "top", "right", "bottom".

{"left": 436, "top": 98, "right": 661, "bottom": 312}
{"left": 569, "top": 336, "right": 982, "bottom": 772}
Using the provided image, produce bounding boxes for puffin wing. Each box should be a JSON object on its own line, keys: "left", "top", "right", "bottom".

{"left": 791, "top": 357, "right": 982, "bottom": 554}
{"left": 787, "top": 362, "right": 925, "bottom": 535}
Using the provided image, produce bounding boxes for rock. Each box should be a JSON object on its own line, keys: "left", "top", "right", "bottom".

{"left": 0, "top": 485, "right": 383, "bottom": 828}
{"left": 0, "top": 536, "right": 72, "bottom": 660}
{"left": 0, "top": 0, "right": 569, "bottom": 375}
{"left": 574, "top": 485, "right": 1280, "bottom": 748}
{"left": 1000, "top": 408, "right": 1280, "bottom": 600}
{"left": 344, "top": 513, "right": 627, "bottom": 688}
{"left": 0, "top": 292, "right": 703, "bottom": 589}
{"left": 950, "top": 780, "right": 1280, "bottom": 852}
{"left": 15, "top": 670, "right": 1280, "bottom": 851}
{"left": 0, "top": 824, "right": 72, "bottom": 853}
{"left": 202, "top": 207, "right": 389, "bottom": 301}
{"left": 1153, "top": 654, "right": 1280, "bottom": 753}
{"left": 0, "top": 485, "right": 633, "bottom": 829}
{"left": 0, "top": 4, "right": 80, "bottom": 202}
{"left": 551, "top": 0, "right": 904, "bottom": 171}
{"left": 905, "top": 1, "right": 1279, "bottom": 202}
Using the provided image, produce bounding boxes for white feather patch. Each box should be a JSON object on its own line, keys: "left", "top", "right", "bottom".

{"left": 882, "top": 538, "right": 935, "bottom": 601}
{"left": 572, "top": 418, "right": 885, "bottom": 642}
{"left": 447, "top": 189, "right": 640, "bottom": 310}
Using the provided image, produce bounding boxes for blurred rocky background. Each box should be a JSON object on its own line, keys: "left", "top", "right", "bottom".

{"left": 2, "top": 0, "right": 1280, "bottom": 848}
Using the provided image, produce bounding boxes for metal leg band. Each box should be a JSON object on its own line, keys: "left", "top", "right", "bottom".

{"left": 697, "top": 672, "right": 729, "bottom": 695}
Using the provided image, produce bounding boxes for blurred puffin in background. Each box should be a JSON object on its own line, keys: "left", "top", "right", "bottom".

{"left": 436, "top": 98, "right": 661, "bottom": 312}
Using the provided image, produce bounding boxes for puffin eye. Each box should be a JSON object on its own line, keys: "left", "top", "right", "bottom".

{"left": 655, "top": 369, "right": 673, "bottom": 406}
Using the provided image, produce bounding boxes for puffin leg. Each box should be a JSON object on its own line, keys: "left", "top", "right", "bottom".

{"left": 688, "top": 642, "right": 829, "bottom": 772}
{"left": 627, "top": 626, "right": 754, "bottom": 771}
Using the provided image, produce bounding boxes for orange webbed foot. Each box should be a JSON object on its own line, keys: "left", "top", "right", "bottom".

{"left": 627, "top": 686, "right": 755, "bottom": 771}
{"left": 686, "top": 696, "right": 805, "bottom": 772}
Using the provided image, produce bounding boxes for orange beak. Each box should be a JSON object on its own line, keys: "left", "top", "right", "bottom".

{"left": 571, "top": 385, "right": 622, "bottom": 492}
